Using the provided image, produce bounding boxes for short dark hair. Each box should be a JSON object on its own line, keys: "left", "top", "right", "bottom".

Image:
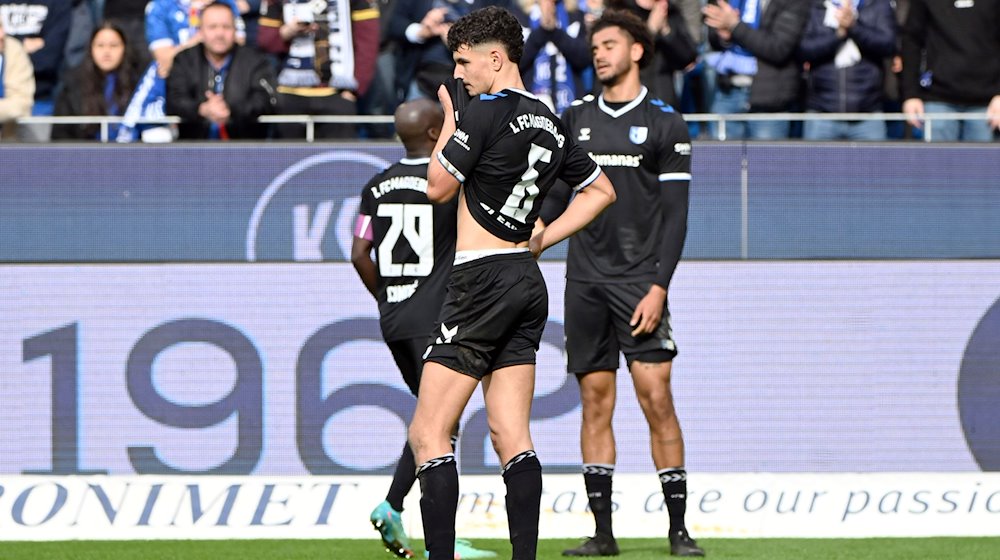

{"left": 202, "top": 1, "right": 236, "bottom": 18}
{"left": 590, "top": 9, "right": 654, "bottom": 69}
{"left": 446, "top": 6, "right": 524, "bottom": 64}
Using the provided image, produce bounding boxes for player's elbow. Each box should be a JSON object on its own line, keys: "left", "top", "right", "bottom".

{"left": 596, "top": 175, "right": 617, "bottom": 207}
{"left": 426, "top": 181, "right": 457, "bottom": 203}
{"left": 349, "top": 250, "right": 367, "bottom": 269}
{"left": 350, "top": 240, "right": 371, "bottom": 267}
{"left": 604, "top": 184, "right": 617, "bottom": 206}
{"left": 427, "top": 161, "right": 460, "bottom": 203}
{"left": 426, "top": 174, "right": 459, "bottom": 203}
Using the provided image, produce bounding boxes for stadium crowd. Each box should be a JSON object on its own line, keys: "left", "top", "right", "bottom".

{"left": 0, "top": 0, "right": 996, "bottom": 142}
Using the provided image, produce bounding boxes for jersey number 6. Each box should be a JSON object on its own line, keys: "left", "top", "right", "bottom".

{"left": 501, "top": 143, "right": 552, "bottom": 223}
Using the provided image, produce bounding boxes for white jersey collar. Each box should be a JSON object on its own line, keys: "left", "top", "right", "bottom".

{"left": 597, "top": 87, "right": 648, "bottom": 119}
{"left": 400, "top": 157, "right": 431, "bottom": 165}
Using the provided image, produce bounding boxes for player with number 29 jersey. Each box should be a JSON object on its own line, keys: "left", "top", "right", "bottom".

{"left": 436, "top": 89, "right": 601, "bottom": 242}
{"left": 356, "top": 159, "right": 458, "bottom": 342}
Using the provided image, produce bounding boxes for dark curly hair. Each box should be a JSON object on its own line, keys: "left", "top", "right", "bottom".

{"left": 446, "top": 6, "right": 524, "bottom": 64}
{"left": 590, "top": 9, "right": 654, "bottom": 69}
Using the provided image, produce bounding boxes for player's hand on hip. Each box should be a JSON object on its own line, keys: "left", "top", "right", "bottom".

{"left": 528, "top": 219, "right": 547, "bottom": 259}
{"left": 529, "top": 234, "right": 544, "bottom": 259}
{"left": 630, "top": 285, "right": 667, "bottom": 337}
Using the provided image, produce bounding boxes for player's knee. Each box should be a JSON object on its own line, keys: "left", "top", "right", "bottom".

{"left": 579, "top": 384, "right": 615, "bottom": 411}
{"left": 583, "top": 388, "right": 614, "bottom": 406}
{"left": 488, "top": 424, "right": 529, "bottom": 459}
{"left": 407, "top": 423, "right": 427, "bottom": 455}
{"left": 644, "top": 399, "right": 677, "bottom": 430}
{"left": 641, "top": 384, "right": 675, "bottom": 410}
{"left": 408, "top": 419, "right": 442, "bottom": 457}
{"left": 488, "top": 429, "right": 504, "bottom": 457}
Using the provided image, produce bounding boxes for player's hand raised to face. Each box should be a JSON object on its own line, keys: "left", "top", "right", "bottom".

{"left": 437, "top": 84, "right": 454, "bottom": 121}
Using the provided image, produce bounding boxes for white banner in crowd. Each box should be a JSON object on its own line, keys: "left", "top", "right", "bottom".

{"left": 2, "top": 261, "right": 1000, "bottom": 476}
{"left": 1, "top": 473, "right": 998, "bottom": 540}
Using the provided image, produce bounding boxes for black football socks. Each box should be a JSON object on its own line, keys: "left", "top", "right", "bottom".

{"left": 390, "top": 435, "right": 457, "bottom": 512}
{"left": 658, "top": 467, "right": 688, "bottom": 533}
{"left": 386, "top": 443, "right": 417, "bottom": 512}
{"left": 583, "top": 463, "right": 615, "bottom": 538}
{"left": 503, "top": 450, "right": 542, "bottom": 560}
{"left": 417, "top": 454, "right": 458, "bottom": 560}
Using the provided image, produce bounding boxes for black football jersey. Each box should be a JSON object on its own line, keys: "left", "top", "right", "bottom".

{"left": 357, "top": 158, "right": 458, "bottom": 341}
{"left": 438, "top": 88, "right": 601, "bottom": 242}
{"left": 561, "top": 88, "right": 692, "bottom": 285}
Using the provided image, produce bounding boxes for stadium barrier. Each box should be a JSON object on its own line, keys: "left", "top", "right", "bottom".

{"left": 2, "top": 473, "right": 998, "bottom": 540}
{"left": 1, "top": 144, "right": 998, "bottom": 540}
{"left": 2, "top": 143, "right": 999, "bottom": 262}
{"left": 11, "top": 111, "right": 997, "bottom": 142}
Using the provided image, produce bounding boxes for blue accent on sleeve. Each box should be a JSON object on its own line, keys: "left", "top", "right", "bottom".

{"left": 649, "top": 97, "right": 675, "bottom": 112}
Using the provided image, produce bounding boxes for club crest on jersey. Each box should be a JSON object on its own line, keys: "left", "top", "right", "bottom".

{"left": 629, "top": 126, "right": 648, "bottom": 144}
{"left": 578, "top": 128, "right": 591, "bottom": 141}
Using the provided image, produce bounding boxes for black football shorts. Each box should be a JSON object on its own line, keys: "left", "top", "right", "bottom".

{"left": 564, "top": 280, "right": 677, "bottom": 374}
{"left": 387, "top": 337, "right": 426, "bottom": 396}
{"left": 423, "top": 251, "right": 548, "bottom": 380}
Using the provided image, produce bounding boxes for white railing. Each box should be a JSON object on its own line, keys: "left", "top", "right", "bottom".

{"left": 258, "top": 114, "right": 395, "bottom": 142}
{"left": 11, "top": 112, "right": 994, "bottom": 143}
{"left": 15, "top": 116, "right": 182, "bottom": 143}
{"left": 681, "top": 112, "right": 994, "bottom": 142}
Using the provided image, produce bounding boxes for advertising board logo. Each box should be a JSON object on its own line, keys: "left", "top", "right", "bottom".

{"left": 958, "top": 296, "right": 1000, "bottom": 471}
{"left": 246, "top": 151, "right": 392, "bottom": 262}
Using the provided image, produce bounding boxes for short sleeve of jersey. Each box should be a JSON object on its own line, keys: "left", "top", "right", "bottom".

{"left": 357, "top": 173, "right": 378, "bottom": 218}
{"left": 354, "top": 173, "right": 379, "bottom": 240}
{"left": 437, "top": 100, "right": 493, "bottom": 183}
{"left": 560, "top": 135, "right": 601, "bottom": 191}
{"left": 558, "top": 105, "right": 601, "bottom": 191}
{"left": 656, "top": 114, "right": 692, "bottom": 182}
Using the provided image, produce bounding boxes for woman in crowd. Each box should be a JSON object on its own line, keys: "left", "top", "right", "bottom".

{"left": 53, "top": 22, "right": 144, "bottom": 140}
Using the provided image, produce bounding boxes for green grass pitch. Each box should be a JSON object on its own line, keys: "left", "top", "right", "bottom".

{"left": 3, "top": 538, "right": 999, "bottom": 559}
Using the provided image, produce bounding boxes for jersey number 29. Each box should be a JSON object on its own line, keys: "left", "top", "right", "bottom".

{"left": 376, "top": 203, "right": 433, "bottom": 277}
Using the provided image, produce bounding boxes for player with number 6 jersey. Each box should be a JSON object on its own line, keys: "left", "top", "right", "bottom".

{"left": 353, "top": 99, "right": 496, "bottom": 560}
{"left": 435, "top": 90, "right": 600, "bottom": 241}
{"left": 407, "top": 7, "right": 617, "bottom": 560}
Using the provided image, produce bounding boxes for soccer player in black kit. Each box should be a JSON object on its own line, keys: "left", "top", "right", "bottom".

{"left": 542, "top": 10, "right": 704, "bottom": 558}
{"left": 352, "top": 98, "right": 496, "bottom": 560}
{"left": 405, "top": 6, "right": 616, "bottom": 560}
